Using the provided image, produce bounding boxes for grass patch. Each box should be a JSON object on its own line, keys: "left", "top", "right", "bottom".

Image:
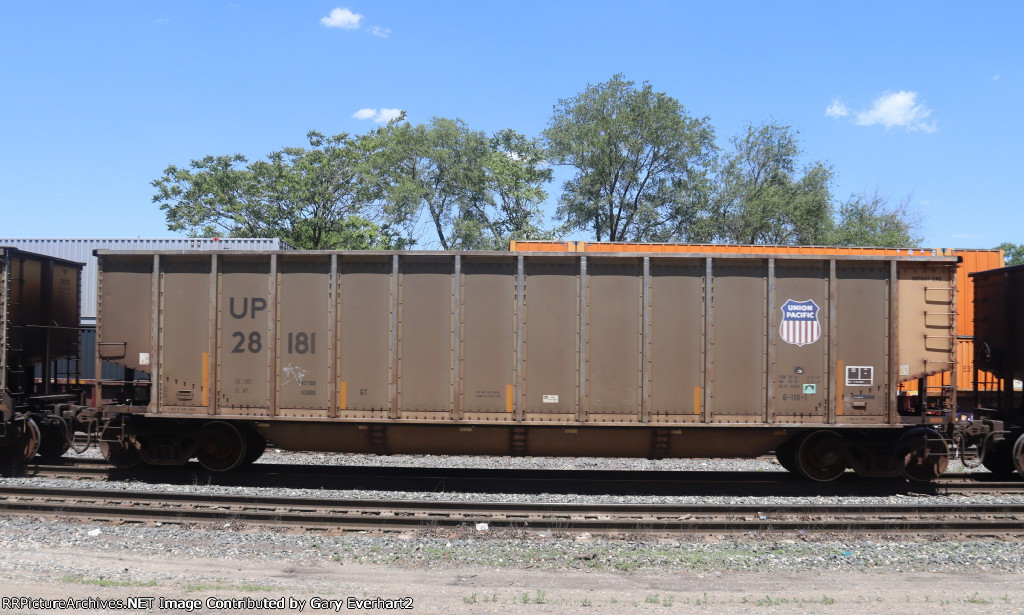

{"left": 182, "top": 581, "right": 280, "bottom": 593}
{"left": 60, "top": 575, "right": 157, "bottom": 588}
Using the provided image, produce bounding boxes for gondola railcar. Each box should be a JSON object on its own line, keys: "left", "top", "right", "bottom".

{"left": 961, "top": 264, "right": 1024, "bottom": 474}
{"left": 89, "top": 249, "right": 961, "bottom": 481}
{"left": 0, "top": 247, "right": 84, "bottom": 462}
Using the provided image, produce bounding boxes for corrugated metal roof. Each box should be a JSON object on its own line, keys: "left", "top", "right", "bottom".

{"left": 0, "top": 238, "right": 291, "bottom": 322}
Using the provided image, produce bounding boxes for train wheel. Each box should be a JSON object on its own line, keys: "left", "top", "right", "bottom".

{"left": 196, "top": 421, "right": 247, "bottom": 472}
{"left": 1011, "top": 434, "right": 1024, "bottom": 477}
{"left": 19, "top": 418, "right": 41, "bottom": 463}
{"left": 900, "top": 427, "right": 949, "bottom": 482}
{"left": 796, "top": 430, "right": 847, "bottom": 481}
{"left": 981, "top": 436, "right": 1015, "bottom": 476}
{"left": 774, "top": 437, "right": 800, "bottom": 474}
{"left": 100, "top": 421, "right": 140, "bottom": 468}
{"left": 240, "top": 427, "right": 267, "bottom": 467}
{"left": 36, "top": 422, "right": 71, "bottom": 462}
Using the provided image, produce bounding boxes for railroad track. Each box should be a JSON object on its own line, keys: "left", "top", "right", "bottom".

{"left": 17, "top": 460, "right": 1024, "bottom": 497}
{"left": 1, "top": 485, "right": 1024, "bottom": 535}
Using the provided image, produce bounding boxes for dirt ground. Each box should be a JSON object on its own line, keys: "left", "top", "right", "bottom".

{"left": 3, "top": 545, "right": 1024, "bottom": 615}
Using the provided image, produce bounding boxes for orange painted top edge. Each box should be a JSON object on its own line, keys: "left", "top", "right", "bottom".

{"left": 511, "top": 240, "right": 1002, "bottom": 258}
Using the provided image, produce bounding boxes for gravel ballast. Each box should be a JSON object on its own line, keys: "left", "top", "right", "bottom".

{"left": 4, "top": 452, "right": 1024, "bottom": 613}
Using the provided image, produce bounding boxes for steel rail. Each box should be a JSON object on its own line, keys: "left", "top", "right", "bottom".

{"left": 2, "top": 485, "right": 1024, "bottom": 534}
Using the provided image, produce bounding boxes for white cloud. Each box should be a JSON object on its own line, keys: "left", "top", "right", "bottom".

{"left": 825, "top": 98, "right": 850, "bottom": 118}
{"left": 855, "top": 91, "right": 936, "bottom": 132}
{"left": 352, "top": 108, "right": 404, "bottom": 123}
{"left": 371, "top": 26, "right": 392, "bottom": 38}
{"left": 376, "top": 108, "right": 403, "bottom": 122}
{"left": 321, "top": 7, "right": 363, "bottom": 30}
{"left": 826, "top": 91, "right": 937, "bottom": 132}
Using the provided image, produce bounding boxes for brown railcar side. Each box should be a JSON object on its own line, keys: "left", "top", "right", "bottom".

{"left": 92, "top": 250, "right": 959, "bottom": 480}
{"left": 0, "top": 247, "right": 85, "bottom": 462}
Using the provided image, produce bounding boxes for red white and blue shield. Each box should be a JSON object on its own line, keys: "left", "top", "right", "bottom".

{"left": 780, "top": 299, "right": 821, "bottom": 347}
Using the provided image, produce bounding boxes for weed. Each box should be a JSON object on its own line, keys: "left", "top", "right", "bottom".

{"left": 237, "top": 584, "right": 278, "bottom": 592}
{"left": 60, "top": 575, "right": 157, "bottom": 588}
{"left": 755, "top": 596, "right": 789, "bottom": 606}
{"left": 182, "top": 581, "right": 277, "bottom": 593}
{"left": 966, "top": 593, "right": 993, "bottom": 605}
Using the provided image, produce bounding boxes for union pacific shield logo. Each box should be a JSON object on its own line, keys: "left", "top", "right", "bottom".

{"left": 780, "top": 299, "right": 821, "bottom": 346}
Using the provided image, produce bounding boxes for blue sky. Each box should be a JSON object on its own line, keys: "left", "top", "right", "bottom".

{"left": 1, "top": 1, "right": 1020, "bottom": 249}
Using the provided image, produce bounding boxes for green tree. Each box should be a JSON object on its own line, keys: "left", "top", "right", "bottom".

{"left": 152, "top": 131, "right": 406, "bottom": 249}
{"left": 995, "top": 242, "right": 1024, "bottom": 266}
{"left": 715, "top": 121, "right": 834, "bottom": 244}
{"left": 368, "top": 117, "right": 489, "bottom": 250}
{"left": 828, "top": 191, "right": 922, "bottom": 247}
{"left": 543, "top": 74, "right": 717, "bottom": 242}
{"left": 481, "top": 129, "right": 554, "bottom": 247}
{"left": 370, "top": 119, "right": 551, "bottom": 249}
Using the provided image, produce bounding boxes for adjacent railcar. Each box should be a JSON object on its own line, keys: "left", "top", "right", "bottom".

{"left": 964, "top": 264, "right": 1024, "bottom": 474}
{"left": 93, "top": 250, "right": 959, "bottom": 480}
{"left": 0, "top": 247, "right": 84, "bottom": 462}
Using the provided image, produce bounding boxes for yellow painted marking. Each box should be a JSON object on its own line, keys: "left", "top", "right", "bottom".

{"left": 506, "top": 384, "right": 514, "bottom": 412}
{"left": 339, "top": 381, "right": 347, "bottom": 410}
{"left": 694, "top": 386, "right": 702, "bottom": 415}
{"left": 201, "top": 352, "right": 209, "bottom": 406}
{"left": 836, "top": 360, "right": 844, "bottom": 416}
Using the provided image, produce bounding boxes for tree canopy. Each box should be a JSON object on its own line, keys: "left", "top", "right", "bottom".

{"left": 152, "top": 131, "right": 406, "bottom": 250}
{"left": 363, "top": 118, "right": 552, "bottom": 250}
{"left": 543, "top": 74, "right": 717, "bottom": 242}
{"left": 827, "top": 191, "right": 922, "bottom": 247}
{"left": 714, "top": 121, "right": 835, "bottom": 245}
{"left": 996, "top": 243, "right": 1024, "bottom": 266}
{"left": 153, "top": 74, "right": 926, "bottom": 250}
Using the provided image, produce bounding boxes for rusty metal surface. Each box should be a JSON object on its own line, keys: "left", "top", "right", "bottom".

{"left": 338, "top": 256, "right": 391, "bottom": 417}
{"left": 511, "top": 242, "right": 1004, "bottom": 400}
{"left": 648, "top": 259, "right": 704, "bottom": 420}
{"left": 460, "top": 258, "right": 516, "bottom": 417}
{"left": 161, "top": 257, "right": 212, "bottom": 414}
{"left": 834, "top": 262, "right": 888, "bottom": 422}
{"left": 974, "top": 264, "right": 1024, "bottom": 383}
{"left": 0, "top": 247, "right": 83, "bottom": 411}
{"left": 95, "top": 251, "right": 959, "bottom": 450}
{"left": 522, "top": 259, "right": 578, "bottom": 418}
{"left": 396, "top": 257, "right": 454, "bottom": 416}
